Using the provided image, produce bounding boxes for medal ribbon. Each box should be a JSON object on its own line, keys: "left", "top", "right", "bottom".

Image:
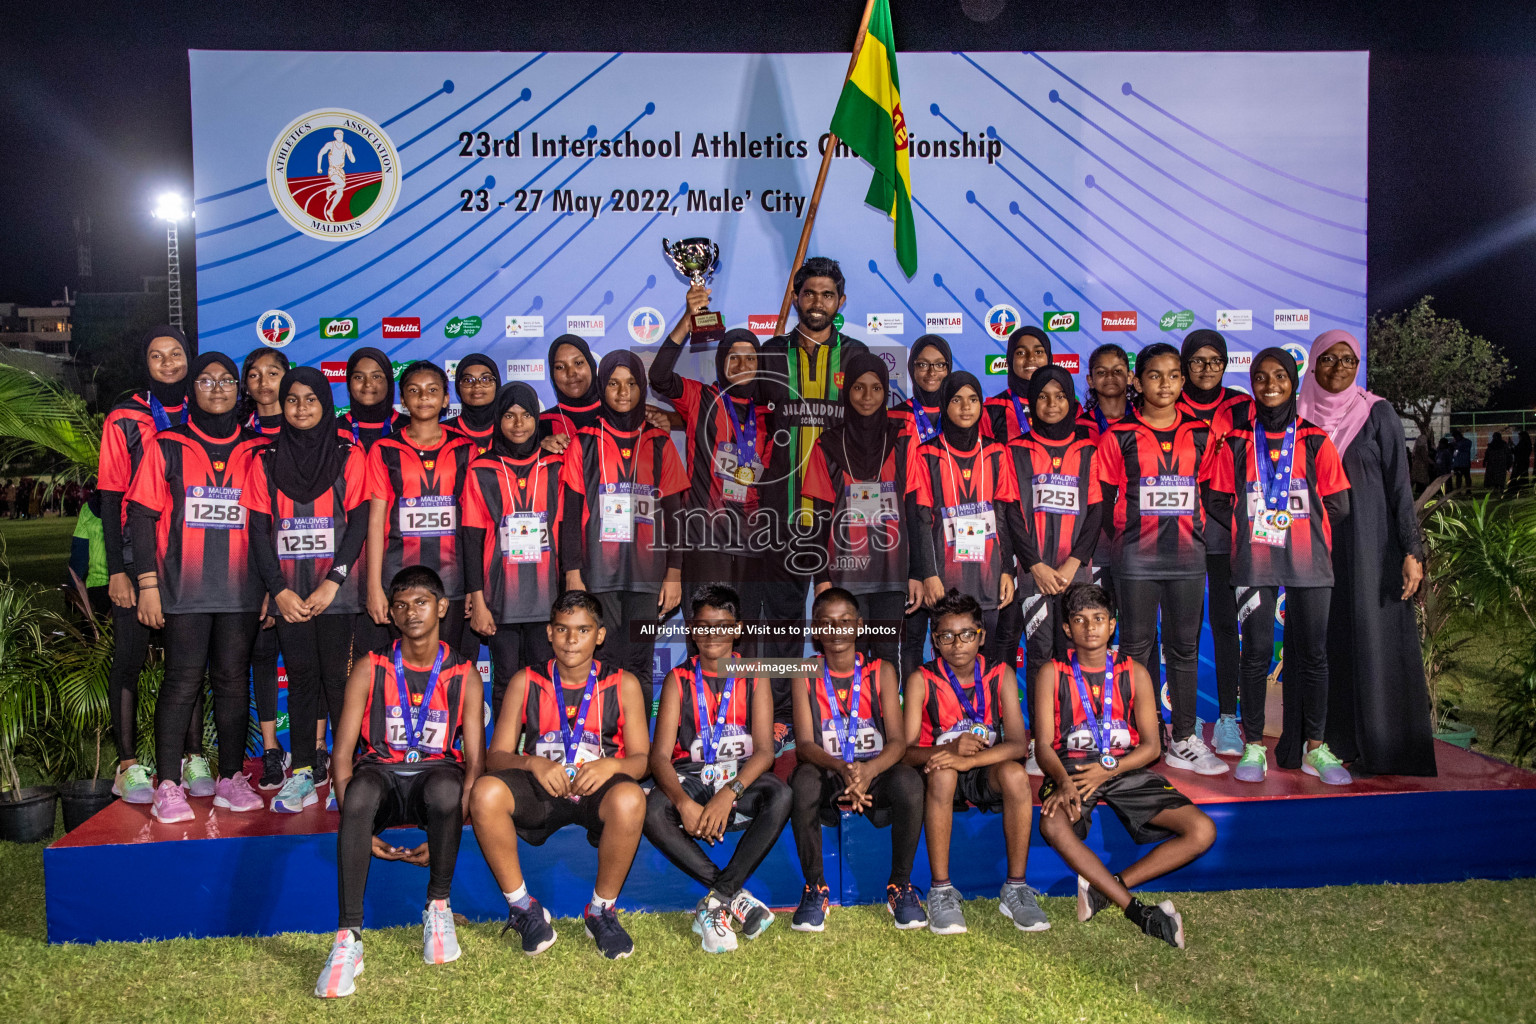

{"left": 392, "top": 641, "right": 446, "bottom": 753}
{"left": 940, "top": 658, "right": 989, "bottom": 727}
{"left": 723, "top": 395, "right": 757, "bottom": 467}
{"left": 691, "top": 656, "right": 735, "bottom": 764}
{"left": 1253, "top": 420, "right": 1297, "bottom": 516}
{"left": 911, "top": 402, "right": 940, "bottom": 442}
{"left": 553, "top": 659, "right": 602, "bottom": 766}
{"left": 1091, "top": 404, "right": 1109, "bottom": 433}
{"left": 819, "top": 654, "right": 864, "bottom": 764}
{"left": 148, "top": 394, "right": 172, "bottom": 432}
{"left": 1068, "top": 650, "right": 1116, "bottom": 758}
{"left": 1009, "top": 392, "right": 1032, "bottom": 437}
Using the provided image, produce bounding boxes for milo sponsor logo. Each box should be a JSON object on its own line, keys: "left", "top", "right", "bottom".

{"left": 446, "top": 315, "right": 483, "bottom": 338}
{"left": 986, "top": 354, "right": 1008, "bottom": 375}
{"left": 320, "top": 316, "right": 358, "bottom": 339}
{"left": 1044, "top": 311, "right": 1079, "bottom": 332}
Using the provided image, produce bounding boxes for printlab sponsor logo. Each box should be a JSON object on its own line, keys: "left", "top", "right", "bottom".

{"left": 256, "top": 309, "right": 296, "bottom": 348}
{"left": 1044, "top": 311, "right": 1080, "bottom": 332}
{"left": 1273, "top": 309, "right": 1311, "bottom": 331}
{"left": 1227, "top": 350, "right": 1254, "bottom": 370}
{"left": 627, "top": 307, "right": 666, "bottom": 344}
{"left": 1216, "top": 309, "right": 1253, "bottom": 331}
{"left": 505, "top": 358, "right": 545, "bottom": 381}
{"left": 1158, "top": 309, "right": 1195, "bottom": 332}
{"left": 266, "top": 108, "right": 402, "bottom": 242}
{"left": 865, "top": 312, "right": 904, "bottom": 335}
{"left": 925, "top": 311, "right": 963, "bottom": 334}
{"left": 1100, "top": 311, "right": 1138, "bottom": 331}
{"left": 746, "top": 314, "right": 779, "bottom": 336}
{"left": 504, "top": 315, "right": 544, "bottom": 338}
{"left": 985, "top": 354, "right": 1008, "bottom": 375}
{"left": 985, "top": 304, "right": 1020, "bottom": 340}
{"left": 320, "top": 316, "right": 358, "bottom": 339}
{"left": 1053, "top": 352, "right": 1081, "bottom": 373}
{"left": 319, "top": 361, "right": 348, "bottom": 382}
{"left": 566, "top": 315, "right": 605, "bottom": 338}
{"left": 1281, "top": 342, "right": 1310, "bottom": 375}
{"left": 381, "top": 316, "right": 420, "bottom": 338}
{"left": 446, "top": 315, "right": 483, "bottom": 338}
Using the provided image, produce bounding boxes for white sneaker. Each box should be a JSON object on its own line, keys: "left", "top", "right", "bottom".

{"left": 695, "top": 896, "right": 738, "bottom": 953}
{"left": 1164, "top": 733, "right": 1229, "bottom": 775}
{"left": 1024, "top": 739, "right": 1043, "bottom": 777}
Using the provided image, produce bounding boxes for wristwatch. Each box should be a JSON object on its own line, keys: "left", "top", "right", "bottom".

{"left": 729, "top": 779, "right": 746, "bottom": 798}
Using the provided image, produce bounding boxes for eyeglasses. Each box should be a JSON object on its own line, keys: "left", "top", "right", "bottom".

{"left": 1317, "top": 354, "right": 1359, "bottom": 369}
{"left": 933, "top": 628, "right": 981, "bottom": 646}
{"left": 460, "top": 374, "right": 497, "bottom": 386}
{"left": 913, "top": 360, "right": 949, "bottom": 373}
{"left": 193, "top": 378, "right": 239, "bottom": 391}
{"left": 1187, "top": 357, "right": 1226, "bottom": 371}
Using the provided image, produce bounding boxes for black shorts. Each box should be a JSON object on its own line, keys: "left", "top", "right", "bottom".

{"left": 1038, "top": 765, "right": 1192, "bottom": 844}
{"left": 482, "top": 767, "right": 637, "bottom": 847}
{"left": 352, "top": 762, "right": 464, "bottom": 834}
{"left": 952, "top": 765, "right": 1005, "bottom": 813}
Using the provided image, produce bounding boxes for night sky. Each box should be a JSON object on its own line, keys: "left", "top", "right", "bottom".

{"left": 4, "top": 0, "right": 1534, "bottom": 406}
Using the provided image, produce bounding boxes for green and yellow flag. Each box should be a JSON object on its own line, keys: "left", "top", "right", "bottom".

{"left": 830, "top": 0, "right": 916, "bottom": 277}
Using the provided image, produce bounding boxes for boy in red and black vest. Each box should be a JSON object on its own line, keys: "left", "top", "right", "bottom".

{"left": 1033, "top": 582, "right": 1215, "bottom": 950}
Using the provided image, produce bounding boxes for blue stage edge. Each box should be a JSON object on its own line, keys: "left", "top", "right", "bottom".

{"left": 44, "top": 740, "right": 1536, "bottom": 944}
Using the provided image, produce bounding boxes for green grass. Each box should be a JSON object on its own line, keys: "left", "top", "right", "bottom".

{"left": 0, "top": 515, "right": 80, "bottom": 615}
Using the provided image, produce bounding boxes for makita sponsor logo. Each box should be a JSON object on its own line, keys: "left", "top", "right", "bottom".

{"left": 1053, "top": 352, "right": 1081, "bottom": 373}
{"left": 1101, "top": 311, "right": 1138, "bottom": 331}
{"left": 746, "top": 314, "right": 779, "bottom": 336}
{"left": 381, "top": 317, "right": 420, "bottom": 338}
{"left": 320, "top": 361, "right": 348, "bottom": 382}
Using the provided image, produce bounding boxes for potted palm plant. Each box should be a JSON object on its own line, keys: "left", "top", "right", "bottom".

{"left": 0, "top": 579, "right": 62, "bottom": 842}
{"left": 50, "top": 575, "right": 118, "bottom": 830}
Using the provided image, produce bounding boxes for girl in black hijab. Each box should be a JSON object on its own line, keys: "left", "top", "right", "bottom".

{"left": 246, "top": 366, "right": 370, "bottom": 802}
{"left": 983, "top": 326, "right": 1051, "bottom": 440}
{"left": 896, "top": 334, "right": 951, "bottom": 443}
{"left": 1177, "top": 329, "right": 1244, "bottom": 422}
{"left": 139, "top": 324, "right": 197, "bottom": 425}
{"left": 338, "top": 346, "right": 404, "bottom": 448}
{"left": 541, "top": 334, "right": 602, "bottom": 438}
{"left": 445, "top": 353, "right": 502, "bottom": 452}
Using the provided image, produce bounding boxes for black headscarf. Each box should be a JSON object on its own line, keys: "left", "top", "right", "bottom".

{"left": 271, "top": 367, "right": 344, "bottom": 504}
{"left": 491, "top": 382, "right": 542, "bottom": 460}
{"left": 826, "top": 352, "right": 899, "bottom": 480}
{"left": 140, "top": 325, "right": 195, "bottom": 408}
{"left": 597, "top": 349, "right": 647, "bottom": 433}
{"left": 184, "top": 352, "right": 241, "bottom": 439}
{"left": 454, "top": 353, "right": 501, "bottom": 432}
{"left": 1180, "top": 329, "right": 1229, "bottom": 406}
{"left": 1026, "top": 365, "right": 1080, "bottom": 443}
{"left": 939, "top": 371, "right": 984, "bottom": 450}
{"left": 714, "top": 328, "right": 761, "bottom": 403}
{"left": 345, "top": 347, "right": 396, "bottom": 423}
{"left": 548, "top": 334, "right": 601, "bottom": 409}
{"left": 1006, "top": 326, "right": 1051, "bottom": 398}
{"left": 1251, "top": 347, "right": 1300, "bottom": 432}
{"left": 908, "top": 334, "right": 952, "bottom": 408}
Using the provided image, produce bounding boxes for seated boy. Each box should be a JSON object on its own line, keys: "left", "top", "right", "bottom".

{"left": 1033, "top": 583, "right": 1216, "bottom": 949}
{"left": 902, "top": 589, "right": 1043, "bottom": 935}
{"left": 318, "top": 566, "right": 485, "bottom": 999}
{"left": 645, "top": 584, "right": 791, "bottom": 953}
{"left": 469, "top": 590, "right": 650, "bottom": 960}
{"left": 789, "top": 587, "right": 926, "bottom": 932}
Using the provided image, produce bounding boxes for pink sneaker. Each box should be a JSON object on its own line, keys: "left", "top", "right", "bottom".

{"left": 213, "top": 773, "right": 262, "bottom": 812}
{"left": 151, "top": 779, "right": 194, "bottom": 824}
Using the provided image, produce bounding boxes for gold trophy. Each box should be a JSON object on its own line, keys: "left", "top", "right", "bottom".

{"left": 662, "top": 237, "right": 726, "bottom": 348}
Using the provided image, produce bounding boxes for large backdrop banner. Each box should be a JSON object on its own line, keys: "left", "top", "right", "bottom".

{"left": 189, "top": 50, "right": 1368, "bottom": 408}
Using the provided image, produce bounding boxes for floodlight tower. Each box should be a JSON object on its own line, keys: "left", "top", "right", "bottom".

{"left": 151, "top": 193, "right": 190, "bottom": 329}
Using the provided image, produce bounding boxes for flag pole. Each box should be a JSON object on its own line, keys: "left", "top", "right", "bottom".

{"left": 774, "top": 0, "right": 879, "bottom": 337}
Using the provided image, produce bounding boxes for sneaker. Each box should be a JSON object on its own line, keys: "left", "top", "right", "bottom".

{"left": 1302, "top": 744, "right": 1352, "bottom": 786}
{"left": 887, "top": 883, "right": 927, "bottom": 930}
{"left": 1076, "top": 875, "right": 1111, "bottom": 923}
{"left": 113, "top": 763, "right": 155, "bottom": 804}
{"left": 1164, "top": 734, "right": 1230, "bottom": 776}
{"left": 271, "top": 769, "right": 318, "bottom": 813}
{"left": 314, "top": 930, "right": 364, "bottom": 998}
{"left": 791, "top": 883, "right": 830, "bottom": 932}
{"left": 1234, "top": 743, "right": 1268, "bottom": 783}
{"left": 1024, "top": 739, "right": 1043, "bottom": 777}
{"left": 501, "top": 898, "right": 557, "bottom": 955}
{"left": 926, "top": 883, "right": 967, "bottom": 935}
{"left": 1128, "top": 898, "right": 1185, "bottom": 949}
{"left": 150, "top": 779, "right": 193, "bottom": 824}
{"left": 772, "top": 722, "right": 795, "bottom": 758}
{"left": 182, "top": 754, "right": 216, "bottom": 797}
{"left": 1212, "top": 715, "right": 1244, "bottom": 756}
{"left": 313, "top": 748, "right": 330, "bottom": 787}
{"left": 213, "top": 773, "right": 262, "bottom": 812}
{"left": 999, "top": 882, "right": 1051, "bottom": 932}
{"left": 326, "top": 787, "right": 338, "bottom": 812}
{"left": 694, "top": 895, "right": 739, "bottom": 954}
{"left": 422, "top": 898, "right": 461, "bottom": 964}
{"left": 258, "top": 747, "right": 289, "bottom": 790}
{"left": 583, "top": 903, "right": 634, "bottom": 960}
{"left": 727, "top": 888, "right": 774, "bottom": 939}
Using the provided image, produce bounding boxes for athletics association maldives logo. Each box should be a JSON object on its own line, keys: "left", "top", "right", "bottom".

{"left": 267, "top": 109, "right": 402, "bottom": 241}
{"left": 627, "top": 307, "right": 666, "bottom": 344}
{"left": 985, "top": 304, "right": 1020, "bottom": 341}
{"left": 256, "top": 309, "right": 296, "bottom": 348}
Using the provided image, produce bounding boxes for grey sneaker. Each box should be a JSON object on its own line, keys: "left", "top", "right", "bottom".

{"left": 1164, "top": 734, "right": 1230, "bottom": 776}
{"left": 422, "top": 898, "right": 461, "bottom": 964}
{"left": 1024, "top": 739, "right": 1043, "bottom": 777}
{"left": 999, "top": 882, "right": 1050, "bottom": 932}
{"left": 926, "top": 883, "right": 967, "bottom": 935}
{"left": 1212, "top": 714, "right": 1244, "bottom": 756}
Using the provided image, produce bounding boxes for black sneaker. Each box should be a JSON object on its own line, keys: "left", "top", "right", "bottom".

{"left": 313, "top": 748, "right": 330, "bottom": 786}
{"left": 1126, "top": 898, "right": 1185, "bottom": 949}
{"left": 791, "top": 883, "right": 830, "bottom": 932}
{"left": 583, "top": 903, "right": 634, "bottom": 960}
{"left": 887, "top": 883, "right": 928, "bottom": 930}
{"left": 1077, "top": 874, "right": 1112, "bottom": 923}
{"left": 501, "top": 897, "right": 557, "bottom": 955}
{"left": 258, "top": 747, "right": 288, "bottom": 791}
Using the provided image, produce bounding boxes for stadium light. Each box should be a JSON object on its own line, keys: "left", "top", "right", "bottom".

{"left": 150, "top": 192, "right": 191, "bottom": 328}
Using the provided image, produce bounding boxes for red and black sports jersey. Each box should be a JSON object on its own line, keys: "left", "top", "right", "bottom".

{"left": 241, "top": 442, "right": 369, "bottom": 615}
{"left": 1075, "top": 405, "right": 1133, "bottom": 442}
{"left": 1048, "top": 655, "right": 1139, "bottom": 762}
{"left": 125, "top": 422, "right": 269, "bottom": 614}
{"left": 1182, "top": 389, "right": 1247, "bottom": 557}
{"left": 668, "top": 657, "right": 758, "bottom": 767}
{"left": 539, "top": 400, "right": 601, "bottom": 439}
{"left": 913, "top": 437, "right": 1018, "bottom": 610}
{"left": 367, "top": 431, "right": 476, "bottom": 600}
{"left": 461, "top": 450, "right": 571, "bottom": 624}
{"left": 338, "top": 411, "right": 409, "bottom": 450}
{"left": 246, "top": 412, "right": 283, "bottom": 437}
{"left": 891, "top": 397, "right": 943, "bottom": 444}
{"left": 1205, "top": 408, "right": 1351, "bottom": 587}
{"left": 804, "top": 655, "right": 888, "bottom": 760}
{"left": 801, "top": 430, "right": 919, "bottom": 595}
{"left": 562, "top": 421, "right": 688, "bottom": 595}
{"left": 982, "top": 388, "right": 1030, "bottom": 442}
{"left": 355, "top": 643, "right": 472, "bottom": 768}
{"left": 1007, "top": 427, "right": 1102, "bottom": 570}
{"left": 1096, "top": 411, "right": 1212, "bottom": 580}
{"left": 1178, "top": 386, "right": 1248, "bottom": 425}
{"left": 99, "top": 392, "right": 185, "bottom": 506}
{"left": 915, "top": 656, "right": 1005, "bottom": 747}
{"left": 666, "top": 376, "right": 774, "bottom": 531}
{"left": 443, "top": 414, "right": 495, "bottom": 456}
{"left": 522, "top": 660, "right": 629, "bottom": 760}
